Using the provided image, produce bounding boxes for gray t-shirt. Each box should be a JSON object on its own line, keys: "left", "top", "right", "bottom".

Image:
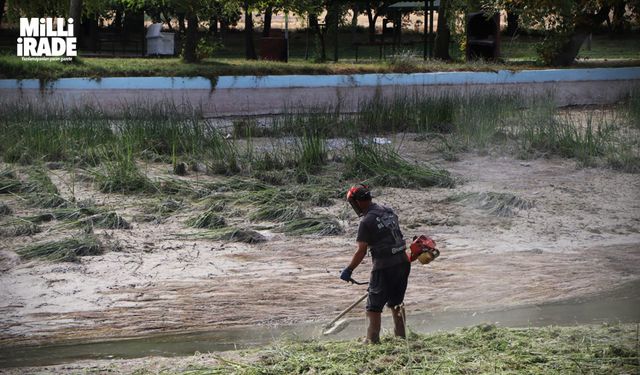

{"left": 356, "top": 203, "right": 408, "bottom": 271}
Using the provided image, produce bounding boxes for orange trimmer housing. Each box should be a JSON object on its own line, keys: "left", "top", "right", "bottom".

{"left": 409, "top": 235, "right": 440, "bottom": 264}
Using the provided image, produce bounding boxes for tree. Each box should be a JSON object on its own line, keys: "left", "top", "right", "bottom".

{"left": 433, "top": 0, "right": 452, "bottom": 60}
{"left": 494, "top": 0, "right": 618, "bottom": 66}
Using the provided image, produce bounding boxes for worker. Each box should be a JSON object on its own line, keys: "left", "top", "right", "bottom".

{"left": 340, "top": 184, "right": 410, "bottom": 344}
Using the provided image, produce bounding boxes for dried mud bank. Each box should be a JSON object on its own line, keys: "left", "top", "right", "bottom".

{"left": 1, "top": 149, "right": 639, "bottom": 349}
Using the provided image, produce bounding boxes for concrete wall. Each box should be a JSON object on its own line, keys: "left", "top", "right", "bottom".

{"left": 1, "top": 68, "right": 639, "bottom": 117}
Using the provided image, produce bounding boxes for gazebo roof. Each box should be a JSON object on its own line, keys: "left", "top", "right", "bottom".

{"left": 389, "top": 1, "right": 440, "bottom": 10}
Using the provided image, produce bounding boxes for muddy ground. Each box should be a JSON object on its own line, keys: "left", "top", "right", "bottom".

{"left": 1, "top": 137, "right": 639, "bottom": 355}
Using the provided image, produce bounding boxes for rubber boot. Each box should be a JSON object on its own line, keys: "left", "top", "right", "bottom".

{"left": 366, "top": 311, "right": 381, "bottom": 344}
{"left": 391, "top": 304, "right": 406, "bottom": 338}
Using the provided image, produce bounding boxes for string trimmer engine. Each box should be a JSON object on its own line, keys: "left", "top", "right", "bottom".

{"left": 409, "top": 235, "right": 440, "bottom": 264}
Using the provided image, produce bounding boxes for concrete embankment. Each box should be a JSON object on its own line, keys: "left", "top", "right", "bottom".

{"left": 0, "top": 67, "right": 639, "bottom": 117}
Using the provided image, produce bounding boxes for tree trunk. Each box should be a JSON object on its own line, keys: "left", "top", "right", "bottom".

{"left": 505, "top": 10, "right": 519, "bottom": 37}
{"left": 325, "top": 1, "right": 340, "bottom": 62}
{"left": 69, "top": 0, "right": 82, "bottom": 50}
{"left": 549, "top": 6, "right": 610, "bottom": 66}
{"left": 210, "top": 16, "right": 218, "bottom": 35}
{"left": 162, "top": 10, "right": 173, "bottom": 31}
{"left": 263, "top": 6, "right": 272, "bottom": 37}
{"left": 433, "top": 0, "right": 451, "bottom": 60}
{"left": 611, "top": 0, "right": 627, "bottom": 33}
{"left": 365, "top": 2, "right": 376, "bottom": 42}
{"left": 309, "top": 13, "right": 326, "bottom": 62}
{"left": 549, "top": 31, "right": 589, "bottom": 66}
{"left": 244, "top": 2, "right": 257, "bottom": 60}
{"left": 178, "top": 13, "right": 186, "bottom": 34}
{"left": 183, "top": 13, "right": 198, "bottom": 63}
{"left": 0, "top": 0, "right": 6, "bottom": 28}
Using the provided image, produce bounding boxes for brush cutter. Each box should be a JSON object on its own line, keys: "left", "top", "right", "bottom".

{"left": 322, "top": 278, "right": 368, "bottom": 336}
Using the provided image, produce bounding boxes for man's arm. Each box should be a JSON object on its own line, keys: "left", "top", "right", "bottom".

{"left": 347, "top": 241, "right": 368, "bottom": 271}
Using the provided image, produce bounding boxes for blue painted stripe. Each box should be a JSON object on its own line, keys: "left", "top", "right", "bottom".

{"left": 0, "top": 67, "right": 638, "bottom": 90}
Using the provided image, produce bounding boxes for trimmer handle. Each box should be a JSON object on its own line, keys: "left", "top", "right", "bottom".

{"left": 348, "top": 278, "right": 368, "bottom": 285}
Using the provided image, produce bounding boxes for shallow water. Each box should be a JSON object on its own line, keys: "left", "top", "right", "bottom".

{"left": 1, "top": 280, "right": 638, "bottom": 368}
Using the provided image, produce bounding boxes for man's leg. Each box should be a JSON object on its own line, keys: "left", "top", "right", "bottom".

{"left": 366, "top": 311, "right": 381, "bottom": 344}
{"left": 391, "top": 304, "right": 405, "bottom": 338}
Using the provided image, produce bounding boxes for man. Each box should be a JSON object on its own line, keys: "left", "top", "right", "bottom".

{"left": 340, "top": 184, "right": 411, "bottom": 344}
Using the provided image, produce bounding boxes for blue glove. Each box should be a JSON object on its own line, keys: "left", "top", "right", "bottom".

{"left": 340, "top": 267, "right": 353, "bottom": 282}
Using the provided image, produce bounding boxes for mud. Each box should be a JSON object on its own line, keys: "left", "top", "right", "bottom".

{"left": 0, "top": 141, "right": 639, "bottom": 354}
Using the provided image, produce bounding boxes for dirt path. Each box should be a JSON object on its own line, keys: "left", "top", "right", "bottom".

{"left": 1, "top": 149, "right": 639, "bottom": 348}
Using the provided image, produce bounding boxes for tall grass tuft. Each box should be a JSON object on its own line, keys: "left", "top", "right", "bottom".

{"left": 16, "top": 234, "right": 106, "bottom": 262}
{"left": 515, "top": 109, "right": 614, "bottom": 165}
{"left": 344, "top": 140, "right": 455, "bottom": 188}
{"left": 628, "top": 88, "right": 640, "bottom": 129}
{"left": 93, "top": 145, "right": 157, "bottom": 194}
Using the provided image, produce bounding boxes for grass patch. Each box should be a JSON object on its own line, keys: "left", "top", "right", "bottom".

{"left": 188, "top": 323, "right": 639, "bottom": 374}
{"left": 447, "top": 192, "right": 534, "bottom": 217}
{"left": 15, "top": 234, "right": 107, "bottom": 262}
{"left": 344, "top": 141, "right": 455, "bottom": 188}
{"left": 279, "top": 217, "right": 343, "bottom": 236}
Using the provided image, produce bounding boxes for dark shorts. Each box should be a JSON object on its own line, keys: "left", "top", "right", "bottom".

{"left": 366, "top": 261, "right": 411, "bottom": 313}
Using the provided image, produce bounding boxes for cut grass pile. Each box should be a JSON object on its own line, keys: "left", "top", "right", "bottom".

{"left": 279, "top": 217, "right": 344, "bottom": 236}
{"left": 0, "top": 220, "right": 40, "bottom": 237}
{"left": 250, "top": 205, "right": 305, "bottom": 223}
{"left": 0, "top": 202, "right": 12, "bottom": 217}
{"left": 446, "top": 192, "right": 534, "bottom": 217}
{"left": 187, "top": 227, "right": 267, "bottom": 244}
{"left": 188, "top": 206, "right": 227, "bottom": 229}
{"left": 15, "top": 234, "right": 107, "bottom": 262}
{"left": 23, "top": 168, "right": 68, "bottom": 208}
{"left": 23, "top": 205, "right": 131, "bottom": 229}
{"left": 0, "top": 169, "right": 23, "bottom": 194}
{"left": 187, "top": 323, "right": 639, "bottom": 374}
